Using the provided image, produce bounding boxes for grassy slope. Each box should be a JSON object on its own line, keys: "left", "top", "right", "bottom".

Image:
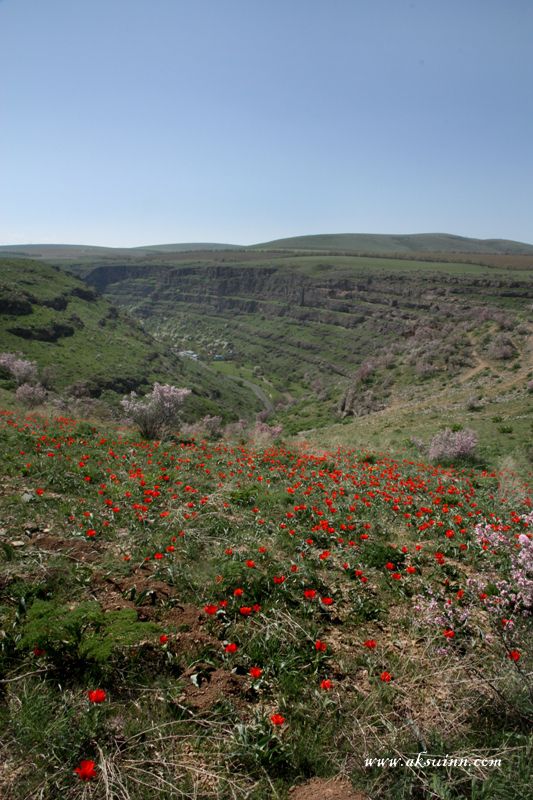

{"left": 0, "top": 411, "right": 530, "bottom": 799}
{"left": 0, "top": 247, "right": 531, "bottom": 800}
{"left": 0, "top": 258, "right": 259, "bottom": 421}
{"left": 299, "top": 356, "right": 533, "bottom": 469}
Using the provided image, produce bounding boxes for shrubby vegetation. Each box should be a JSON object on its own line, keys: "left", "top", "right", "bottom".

{"left": 121, "top": 382, "right": 191, "bottom": 438}
{"left": 0, "top": 351, "right": 38, "bottom": 384}
{"left": 428, "top": 427, "right": 478, "bottom": 463}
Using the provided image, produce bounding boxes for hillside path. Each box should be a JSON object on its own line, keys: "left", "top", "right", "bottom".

{"left": 236, "top": 378, "right": 274, "bottom": 412}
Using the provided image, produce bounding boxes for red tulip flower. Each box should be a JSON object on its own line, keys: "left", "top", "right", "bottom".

{"left": 74, "top": 759, "right": 97, "bottom": 781}
{"left": 249, "top": 666, "right": 263, "bottom": 679}
{"left": 87, "top": 689, "right": 106, "bottom": 704}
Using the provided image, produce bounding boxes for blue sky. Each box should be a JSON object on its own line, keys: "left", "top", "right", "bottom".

{"left": 1, "top": 0, "right": 532, "bottom": 246}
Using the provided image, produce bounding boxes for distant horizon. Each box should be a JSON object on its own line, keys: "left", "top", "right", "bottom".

{"left": 2, "top": 229, "right": 533, "bottom": 250}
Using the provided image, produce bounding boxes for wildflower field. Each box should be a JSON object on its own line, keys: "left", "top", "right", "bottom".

{"left": 0, "top": 410, "right": 531, "bottom": 800}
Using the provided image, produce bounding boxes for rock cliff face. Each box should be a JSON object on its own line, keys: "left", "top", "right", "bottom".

{"left": 84, "top": 260, "right": 532, "bottom": 421}
{"left": 97, "top": 260, "right": 520, "bottom": 308}
{"left": 86, "top": 261, "right": 530, "bottom": 331}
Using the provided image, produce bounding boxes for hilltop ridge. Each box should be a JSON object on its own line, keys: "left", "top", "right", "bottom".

{"left": 1, "top": 231, "right": 533, "bottom": 261}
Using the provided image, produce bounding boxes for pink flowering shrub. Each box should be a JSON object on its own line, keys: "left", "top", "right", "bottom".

{"left": 488, "top": 333, "right": 516, "bottom": 361}
{"left": 181, "top": 414, "right": 222, "bottom": 440}
{"left": 473, "top": 515, "right": 533, "bottom": 615}
{"left": 251, "top": 421, "right": 283, "bottom": 446}
{"left": 428, "top": 428, "right": 478, "bottom": 463}
{"left": 413, "top": 588, "right": 471, "bottom": 633}
{"left": 0, "top": 352, "right": 38, "bottom": 385}
{"left": 413, "top": 513, "right": 532, "bottom": 683}
{"left": 221, "top": 419, "right": 283, "bottom": 444}
{"left": 15, "top": 382, "right": 47, "bottom": 408}
{"left": 223, "top": 418, "right": 248, "bottom": 441}
{"left": 121, "top": 383, "right": 191, "bottom": 439}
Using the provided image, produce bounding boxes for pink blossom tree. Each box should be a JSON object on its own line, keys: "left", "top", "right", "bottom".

{"left": 121, "top": 383, "right": 191, "bottom": 439}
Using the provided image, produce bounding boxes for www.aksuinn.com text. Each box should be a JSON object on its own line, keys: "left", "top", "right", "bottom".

{"left": 364, "top": 753, "right": 502, "bottom": 769}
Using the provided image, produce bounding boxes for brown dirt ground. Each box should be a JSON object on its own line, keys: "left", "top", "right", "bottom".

{"left": 163, "top": 603, "right": 218, "bottom": 651}
{"left": 289, "top": 777, "right": 368, "bottom": 800}
{"left": 90, "top": 570, "right": 177, "bottom": 614}
{"left": 90, "top": 573, "right": 220, "bottom": 654}
{"left": 30, "top": 532, "right": 101, "bottom": 562}
{"left": 177, "top": 664, "right": 247, "bottom": 711}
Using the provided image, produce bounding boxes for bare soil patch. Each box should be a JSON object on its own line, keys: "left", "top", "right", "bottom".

{"left": 31, "top": 532, "right": 101, "bottom": 562}
{"left": 289, "top": 777, "right": 368, "bottom": 800}
{"left": 177, "top": 664, "right": 246, "bottom": 711}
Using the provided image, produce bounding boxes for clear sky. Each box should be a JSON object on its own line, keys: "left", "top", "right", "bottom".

{"left": 1, "top": 0, "right": 532, "bottom": 247}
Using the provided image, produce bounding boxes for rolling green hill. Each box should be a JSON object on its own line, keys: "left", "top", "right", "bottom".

{"left": 133, "top": 242, "right": 243, "bottom": 252}
{"left": 0, "top": 258, "right": 258, "bottom": 420}
{"left": 1, "top": 231, "right": 533, "bottom": 263}
{"left": 252, "top": 232, "right": 533, "bottom": 255}
{"left": 0, "top": 243, "right": 242, "bottom": 261}
{"left": 0, "top": 244, "right": 137, "bottom": 260}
